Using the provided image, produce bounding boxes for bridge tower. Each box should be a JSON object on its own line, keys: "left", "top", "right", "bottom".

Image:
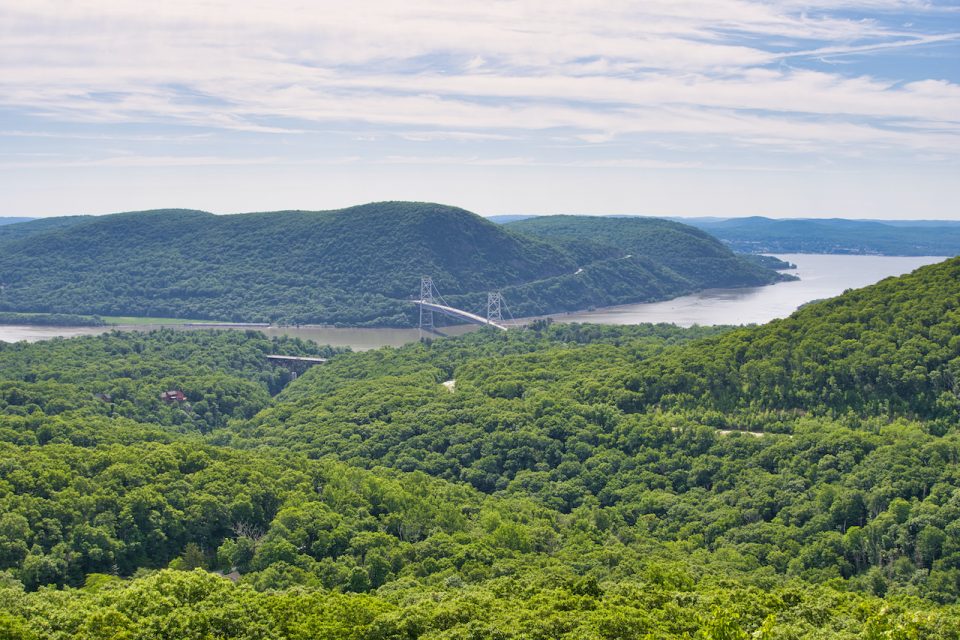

{"left": 487, "top": 291, "right": 503, "bottom": 325}
{"left": 419, "top": 276, "right": 434, "bottom": 333}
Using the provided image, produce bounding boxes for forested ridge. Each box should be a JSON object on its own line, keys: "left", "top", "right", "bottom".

{"left": 506, "top": 215, "right": 789, "bottom": 293}
{"left": 0, "top": 203, "right": 785, "bottom": 325}
{"left": 2, "top": 259, "right": 960, "bottom": 637}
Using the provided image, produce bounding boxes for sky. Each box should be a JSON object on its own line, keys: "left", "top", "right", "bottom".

{"left": 1, "top": 1, "right": 958, "bottom": 219}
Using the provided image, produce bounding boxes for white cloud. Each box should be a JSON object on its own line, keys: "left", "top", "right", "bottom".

{"left": 0, "top": 0, "right": 958, "bottom": 160}
{"left": 0, "top": 155, "right": 281, "bottom": 169}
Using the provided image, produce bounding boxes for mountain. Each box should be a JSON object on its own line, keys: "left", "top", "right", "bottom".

{"left": 0, "top": 202, "right": 785, "bottom": 325}
{"left": 677, "top": 216, "right": 960, "bottom": 255}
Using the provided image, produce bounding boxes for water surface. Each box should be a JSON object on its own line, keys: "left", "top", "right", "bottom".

{"left": 551, "top": 254, "right": 947, "bottom": 327}
{"left": 0, "top": 325, "right": 114, "bottom": 343}
{"left": 0, "top": 254, "right": 949, "bottom": 347}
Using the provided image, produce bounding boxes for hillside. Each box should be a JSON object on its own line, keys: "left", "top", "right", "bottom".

{"left": 0, "top": 203, "right": 785, "bottom": 325}
{"left": 3, "top": 260, "right": 960, "bottom": 636}
{"left": 682, "top": 216, "right": 960, "bottom": 255}
{"left": 506, "top": 215, "right": 790, "bottom": 292}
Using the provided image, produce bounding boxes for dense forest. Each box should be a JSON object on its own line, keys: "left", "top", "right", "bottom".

{"left": 505, "top": 216, "right": 797, "bottom": 293}
{"left": 2, "top": 258, "right": 960, "bottom": 637}
{"left": 0, "top": 203, "right": 785, "bottom": 325}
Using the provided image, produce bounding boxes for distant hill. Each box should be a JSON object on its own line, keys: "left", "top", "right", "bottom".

{"left": 675, "top": 216, "right": 960, "bottom": 256}
{"left": 871, "top": 220, "right": 960, "bottom": 228}
{"left": 486, "top": 214, "right": 536, "bottom": 224}
{"left": 497, "top": 214, "right": 960, "bottom": 256}
{"left": 0, "top": 215, "right": 91, "bottom": 241}
{"left": 0, "top": 217, "right": 34, "bottom": 226}
{"left": 0, "top": 203, "right": 786, "bottom": 325}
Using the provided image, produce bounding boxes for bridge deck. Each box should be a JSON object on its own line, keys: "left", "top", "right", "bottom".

{"left": 266, "top": 355, "right": 329, "bottom": 364}
{"left": 416, "top": 300, "right": 507, "bottom": 330}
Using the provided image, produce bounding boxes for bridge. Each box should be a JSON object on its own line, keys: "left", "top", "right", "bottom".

{"left": 416, "top": 300, "right": 507, "bottom": 330}
{"left": 265, "top": 354, "right": 328, "bottom": 378}
{"left": 265, "top": 355, "right": 328, "bottom": 365}
{"left": 415, "top": 276, "right": 509, "bottom": 332}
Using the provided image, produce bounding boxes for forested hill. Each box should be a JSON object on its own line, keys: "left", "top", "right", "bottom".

{"left": 0, "top": 202, "right": 786, "bottom": 325}
{"left": 589, "top": 255, "right": 960, "bottom": 426}
{"left": 506, "top": 215, "right": 786, "bottom": 292}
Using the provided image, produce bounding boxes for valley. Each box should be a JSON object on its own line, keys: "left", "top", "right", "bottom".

{"left": 2, "top": 258, "right": 960, "bottom": 637}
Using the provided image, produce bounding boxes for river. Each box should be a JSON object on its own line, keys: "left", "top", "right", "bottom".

{"left": 550, "top": 254, "right": 948, "bottom": 327}
{"left": 0, "top": 254, "right": 948, "bottom": 349}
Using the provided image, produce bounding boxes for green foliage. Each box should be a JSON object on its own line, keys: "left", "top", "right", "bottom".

{"left": 2, "top": 568, "right": 960, "bottom": 639}
{"left": 613, "top": 256, "right": 960, "bottom": 422}
{"left": 0, "top": 329, "right": 341, "bottom": 438}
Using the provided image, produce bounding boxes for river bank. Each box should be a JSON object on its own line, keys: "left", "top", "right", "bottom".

{"left": 1, "top": 254, "right": 948, "bottom": 349}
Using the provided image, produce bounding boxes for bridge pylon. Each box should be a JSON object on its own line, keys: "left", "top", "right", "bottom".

{"left": 487, "top": 291, "right": 503, "bottom": 325}
{"left": 419, "top": 276, "right": 434, "bottom": 334}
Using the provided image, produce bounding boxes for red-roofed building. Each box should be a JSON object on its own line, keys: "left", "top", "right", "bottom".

{"left": 160, "top": 390, "right": 187, "bottom": 403}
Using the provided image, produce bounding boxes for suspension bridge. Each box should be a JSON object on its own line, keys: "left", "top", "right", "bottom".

{"left": 415, "top": 276, "right": 510, "bottom": 332}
